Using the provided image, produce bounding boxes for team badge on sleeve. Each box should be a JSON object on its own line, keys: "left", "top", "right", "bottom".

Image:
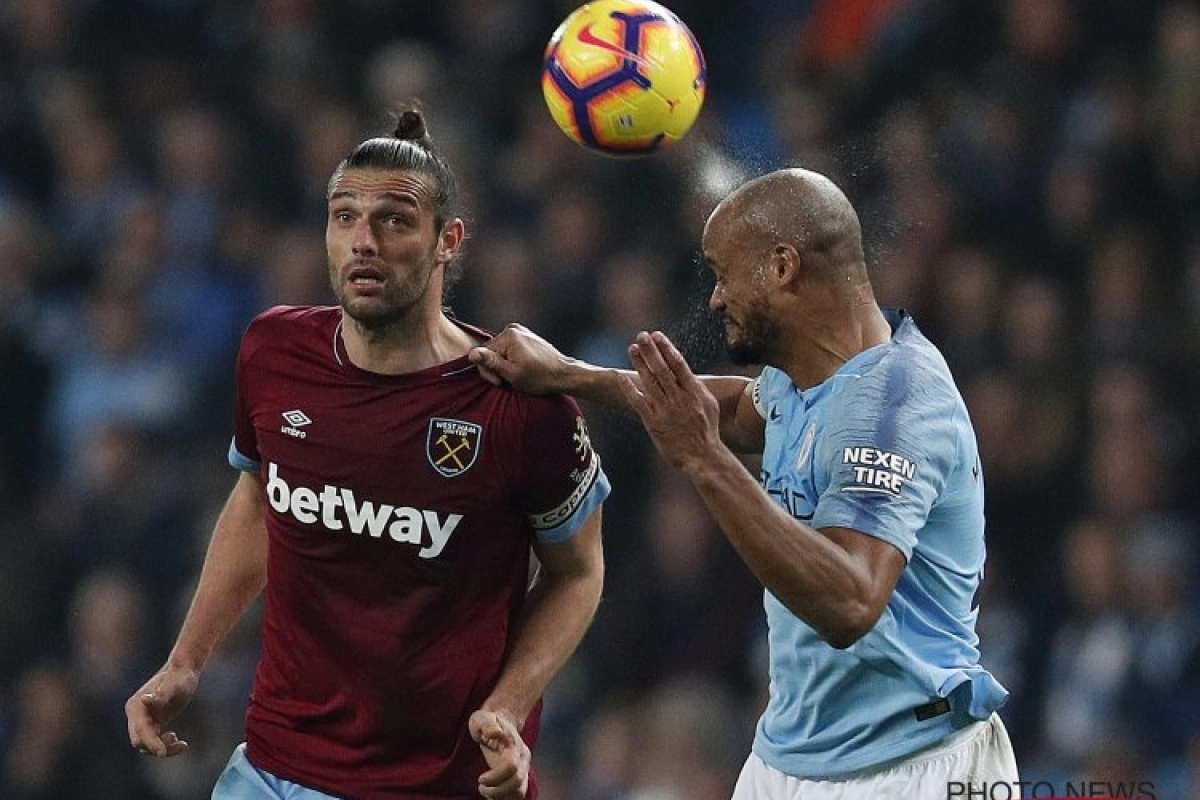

{"left": 528, "top": 415, "right": 601, "bottom": 532}
{"left": 427, "top": 418, "right": 482, "bottom": 477}
{"left": 572, "top": 416, "right": 593, "bottom": 460}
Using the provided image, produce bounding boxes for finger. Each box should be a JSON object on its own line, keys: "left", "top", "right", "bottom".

{"left": 132, "top": 735, "right": 164, "bottom": 757}
{"left": 479, "top": 761, "right": 518, "bottom": 786}
{"left": 470, "top": 710, "right": 507, "bottom": 742}
{"left": 126, "top": 696, "right": 150, "bottom": 739}
{"left": 468, "top": 347, "right": 506, "bottom": 374}
{"left": 478, "top": 767, "right": 526, "bottom": 799}
{"left": 650, "top": 331, "right": 699, "bottom": 387}
{"left": 161, "top": 730, "right": 189, "bottom": 756}
{"left": 615, "top": 373, "right": 650, "bottom": 419}
{"left": 139, "top": 690, "right": 175, "bottom": 723}
{"left": 468, "top": 349, "right": 505, "bottom": 386}
{"left": 135, "top": 732, "right": 189, "bottom": 758}
{"left": 631, "top": 332, "right": 678, "bottom": 395}
{"left": 127, "top": 696, "right": 163, "bottom": 753}
{"left": 130, "top": 696, "right": 189, "bottom": 758}
{"left": 478, "top": 778, "right": 525, "bottom": 799}
{"left": 627, "top": 342, "right": 662, "bottom": 398}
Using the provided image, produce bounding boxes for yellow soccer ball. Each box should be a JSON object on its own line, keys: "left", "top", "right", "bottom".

{"left": 541, "top": 0, "right": 707, "bottom": 157}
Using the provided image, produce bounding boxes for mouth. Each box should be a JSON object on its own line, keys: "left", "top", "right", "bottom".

{"left": 346, "top": 264, "right": 385, "bottom": 290}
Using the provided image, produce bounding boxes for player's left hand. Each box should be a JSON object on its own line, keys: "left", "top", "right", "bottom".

{"left": 469, "top": 709, "right": 530, "bottom": 799}
{"left": 617, "top": 331, "right": 722, "bottom": 472}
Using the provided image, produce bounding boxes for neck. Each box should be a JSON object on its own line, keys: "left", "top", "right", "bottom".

{"left": 780, "top": 284, "right": 890, "bottom": 389}
{"left": 339, "top": 309, "right": 475, "bottom": 375}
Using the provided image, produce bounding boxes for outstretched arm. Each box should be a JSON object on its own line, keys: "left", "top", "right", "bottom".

{"left": 618, "top": 331, "right": 905, "bottom": 648}
{"left": 471, "top": 509, "right": 604, "bottom": 799}
{"left": 125, "top": 470, "right": 268, "bottom": 757}
{"left": 469, "top": 324, "right": 764, "bottom": 454}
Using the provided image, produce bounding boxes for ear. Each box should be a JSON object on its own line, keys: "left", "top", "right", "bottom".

{"left": 771, "top": 243, "right": 802, "bottom": 285}
{"left": 438, "top": 218, "right": 466, "bottom": 264}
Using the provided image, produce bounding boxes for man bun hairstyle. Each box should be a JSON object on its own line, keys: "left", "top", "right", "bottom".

{"left": 327, "top": 106, "right": 460, "bottom": 232}
{"left": 392, "top": 108, "right": 432, "bottom": 146}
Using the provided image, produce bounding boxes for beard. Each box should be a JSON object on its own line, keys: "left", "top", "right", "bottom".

{"left": 330, "top": 258, "right": 437, "bottom": 331}
{"left": 724, "top": 302, "right": 778, "bottom": 366}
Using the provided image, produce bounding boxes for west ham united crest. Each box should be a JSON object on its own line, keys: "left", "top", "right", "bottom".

{"left": 427, "top": 418, "right": 482, "bottom": 477}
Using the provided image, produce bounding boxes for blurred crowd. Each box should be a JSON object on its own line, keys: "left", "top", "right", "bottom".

{"left": 0, "top": 0, "right": 1198, "bottom": 798}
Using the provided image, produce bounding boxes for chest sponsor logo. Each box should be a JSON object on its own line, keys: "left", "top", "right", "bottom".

{"left": 841, "top": 446, "right": 916, "bottom": 496}
{"left": 763, "top": 478, "right": 815, "bottom": 521}
{"left": 265, "top": 462, "right": 460, "bottom": 558}
{"left": 280, "top": 409, "right": 312, "bottom": 439}
{"left": 427, "top": 418, "right": 482, "bottom": 477}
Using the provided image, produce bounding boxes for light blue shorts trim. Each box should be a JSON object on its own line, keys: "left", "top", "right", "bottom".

{"left": 212, "top": 743, "right": 344, "bottom": 800}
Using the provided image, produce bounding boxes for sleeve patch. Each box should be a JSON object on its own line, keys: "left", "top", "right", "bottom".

{"left": 839, "top": 447, "right": 916, "bottom": 497}
{"left": 750, "top": 375, "right": 767, "bottom": 419}
{"left": 527, "top": 450, "right": 601, "bottom": 531}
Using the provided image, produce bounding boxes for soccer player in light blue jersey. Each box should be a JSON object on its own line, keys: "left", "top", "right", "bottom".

{"left": 471, "top": 167, "right": 1018, "bottom": 799}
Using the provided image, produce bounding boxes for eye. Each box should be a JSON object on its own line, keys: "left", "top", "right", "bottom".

{"left": 382, "top": 212, "right": 418, "bottom": 230}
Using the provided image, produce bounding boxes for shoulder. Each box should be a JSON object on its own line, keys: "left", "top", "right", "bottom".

{"left": 753, "top": 366, "right": 793, "bottom": 408}
{"left": 246, "top": 304, "right": 337, "bottom": 336}
{"left": 483, "top": 390, "right": 593, "bottom": 472}
{"left": 891, "top": 319, "right": 959, "bottom": 401}
{"left": 854, "top": 318, "right": 957, "bottom": 404}
{"left": 504, "top": 389, "right": 586, "bottom": 432}
{"left": 241, "top": 305, "right": 337, "bottom": 359}
{"left": 823, "top": 318, "right": 965, "bottom": 448}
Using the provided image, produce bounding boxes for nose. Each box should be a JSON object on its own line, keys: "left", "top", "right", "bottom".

{"left": 708, "top": 282, "right": 724, "bottom": 312}
{"left": 351, "top": 218, "right": 377, "bottom": 257}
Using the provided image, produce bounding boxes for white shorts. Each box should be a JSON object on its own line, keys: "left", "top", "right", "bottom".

{"left": 731, "top": 713, "right": 1018, "bottom": 800}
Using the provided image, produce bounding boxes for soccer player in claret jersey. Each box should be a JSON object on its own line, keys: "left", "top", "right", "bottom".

{"left": 125, "top": 108, "right": 610, "bottom": 800}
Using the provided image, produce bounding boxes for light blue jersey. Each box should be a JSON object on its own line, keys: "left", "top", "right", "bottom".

{"left": 749, "top": 310, "right": 1008, "bottom": 779}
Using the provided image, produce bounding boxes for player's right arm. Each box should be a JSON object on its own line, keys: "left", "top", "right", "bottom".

{"left": 125, "top": 470, "right": 268, "bottom": 757}
{"left": 469, "top": 324, "right": 765, "bottom": 454}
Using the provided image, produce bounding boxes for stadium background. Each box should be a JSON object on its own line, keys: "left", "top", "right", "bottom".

{"left": 0, "top": 0, "right": 1198, "bottom": 797}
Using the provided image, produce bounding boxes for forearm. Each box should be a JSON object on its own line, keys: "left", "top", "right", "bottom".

{"left": 563, "top": 360, "right": 756, "bottom": 448}
{"left": 557, "top": 357, "right": 636, "bottom": 412}
{"left": 681, "top": 447, "right": 878, "bottom": 645}
{"left": 484, "top": 550, "right": 603, "bottom": 724}
{"left": 167, "top": 474, "right": 268, "bottom": 672}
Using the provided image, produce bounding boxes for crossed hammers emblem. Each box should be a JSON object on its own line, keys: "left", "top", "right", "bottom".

{"left": 435, "top": 434, "right": 472, "bottom": 470}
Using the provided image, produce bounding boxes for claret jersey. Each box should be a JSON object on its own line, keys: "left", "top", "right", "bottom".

{"left": 227, "top": 306, "right": 610, "bottom": 799}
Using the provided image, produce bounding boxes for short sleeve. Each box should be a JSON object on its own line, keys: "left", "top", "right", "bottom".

{"left": 228, "top": 314, "right": 267, "bottom": 473}
{"left": 517, "top": 395, "right": 610, "bottom": 543}
{"left": 750, "top": 374, "right": 768, "bottom": 419}
{"left": 810, "top": 365, "right": 956, "bottom": 559}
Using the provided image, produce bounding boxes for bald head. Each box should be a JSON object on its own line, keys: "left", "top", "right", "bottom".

{"left": 707, "top": 168, "right": 866, "bottom": 281}
{"left": 701, "top": 168, "right": 888, "bottom": 381}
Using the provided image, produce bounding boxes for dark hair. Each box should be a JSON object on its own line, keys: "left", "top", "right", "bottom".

{"left": 327, "top": 108, "right": 460, "bottom": 232}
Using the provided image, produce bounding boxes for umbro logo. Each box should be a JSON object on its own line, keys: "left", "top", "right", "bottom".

{"left": 769, "top": 406, "right": 782, "bottom": 422}
{"left": 281, "top": 409, "right": 312, "bottom": 439}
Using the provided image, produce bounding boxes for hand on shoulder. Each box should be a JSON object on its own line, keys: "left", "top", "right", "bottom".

{"left": 469, "top": 323, "right": 569, "bottom": 394}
